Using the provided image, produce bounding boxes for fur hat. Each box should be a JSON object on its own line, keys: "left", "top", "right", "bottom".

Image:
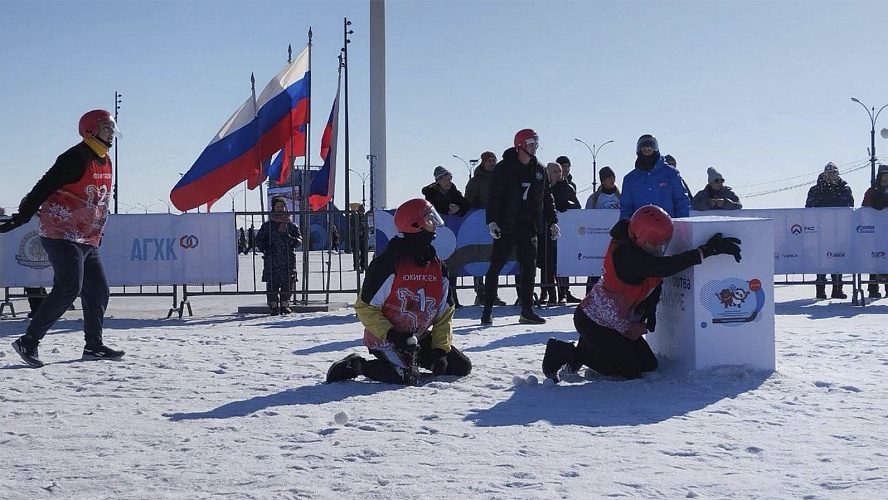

{"left": 599, "top": 166, "right": 615, "bottom": 180}
{"left": 707, "top": 167, "right": 724, "bottom": 183}
{"left": 434, "top": 166, "right": 452, "bottom": 182}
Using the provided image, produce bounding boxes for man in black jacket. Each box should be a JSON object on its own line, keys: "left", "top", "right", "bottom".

{"left": 482, "top": 129, "right": 559, "bottom": 325}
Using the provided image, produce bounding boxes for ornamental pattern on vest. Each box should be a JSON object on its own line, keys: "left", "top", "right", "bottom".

{"left": 380, "top": 259, "right": 445, "bottom": 336}
{"left": 39, "top": 156, "right": 112, "bottom": 246}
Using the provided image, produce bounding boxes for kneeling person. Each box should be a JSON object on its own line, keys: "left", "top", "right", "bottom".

{"left": 542, "top": 205, "right": 742, "bottom": 381}
{"left": 327, "top": 199, "right": 472, "bottom": 385}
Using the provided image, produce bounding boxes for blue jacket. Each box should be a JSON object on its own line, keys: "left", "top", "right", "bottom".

{"left": 619, "top": 155, "right": 691, "bottom": 220}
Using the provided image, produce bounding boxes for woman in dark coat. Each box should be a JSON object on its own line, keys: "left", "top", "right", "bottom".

{"left": 805, "top": 162, "right": 854, "bottom": 299}
{"left": 256, "top": 196, "right": 303, "bottom": 315}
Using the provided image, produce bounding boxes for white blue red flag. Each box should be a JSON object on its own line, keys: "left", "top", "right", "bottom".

{"left": 309, "top": 78, "right": 340, "bottom": 211}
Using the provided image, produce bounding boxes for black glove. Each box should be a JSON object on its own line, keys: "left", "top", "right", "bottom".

{"left": 699, "top": 233, "right": 742, "bottom": 263}
{"left": 428, "top": 349, "right": 448, "bottom": 376}
{"left": 0, "top": 213, "right": 30, "bottom": 234}
{"left": 386, "top": 329, "right": 415, "bottom": 350}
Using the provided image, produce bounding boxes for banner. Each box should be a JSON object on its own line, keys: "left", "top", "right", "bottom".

{"left": 555, "top": 209, "right": 619, "bottom": 276}
{"left": 1, "top": 214, "right": 238, "bottom": 287}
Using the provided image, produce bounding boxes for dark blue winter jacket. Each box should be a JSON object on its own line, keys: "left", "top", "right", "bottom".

{"left": 619, "top": 155, "right": 691, "bottom": 220}
{"left": 804, "top": 174, "right": 854, "bottom": 208}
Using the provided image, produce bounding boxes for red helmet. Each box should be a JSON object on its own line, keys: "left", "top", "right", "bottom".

{"left": 394, "top": 198, "right": 445, "bottom": 234}
{"left": 628, "top": 205, "right": 674, "bottom": 251}
{"left": 79, "top": 110, "right": 117, "bottom": 139}
{"left": 514, "top": 128, "right": 539, "bottom": 149}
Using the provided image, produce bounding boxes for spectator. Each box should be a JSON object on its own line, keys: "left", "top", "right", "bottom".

{"left": 805, "top": 162, "right": 854, "bottom": 299}
{"left": 541, "top": 205, "right": 742, "bottom": 382}
{"left": 539, "top": 163, "right": 562, "bottom": 306}
{"left": 256, "top": 196, "right": 303, "bottom": 315}
{"left": 422, "top": 166, "right": 469, "bottom": 308}
{"left": 862, "top": 164, "right": 888, "bottom": 298}
{"left": 238, "top": 227, "right": 247, "bottom": 255}
{"left": 3, "top": 109, "right": 124, "bottom": 368}
{"left": 620, "top": 135, "right": 691, "bottom": 220}
{"left": 326, "top": 199, "right": 472, "bottom": 385}
{"left": 555, "top": 155, "right": 581, "bottom": 207}
{"left": 482, "top": 129, "right": 559, "bottom": 325}
{"left": 421, "top": 166, "right": 468, "bottom": 216}
{"left": 691, "top": 167, "right": 743, "bottom": 211}
{"left": 586, "top": 166, "right": 621, "bottom": 209}
{"left": 664, "top": 154, "right": 695, "bottom": 203}
{"left": 248, "top": 223, "right": 256, "bottom": 254}
{"left": 464, "top": 151, "right": 506, "bottom": 306}
{"left": 330, "top": 223, "right": 341, "bottom": 252}
{"left": 546, "top": 162, "right": 582, "bottom": 305}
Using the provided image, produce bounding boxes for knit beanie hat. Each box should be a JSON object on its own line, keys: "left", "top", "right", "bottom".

{"left": 599, "top": 166, "right": 615, "bottom": 180}
{"left": 434, "top": 166, "right": 452, "bottom": 182}
{"left": 707, "top": 167, "right": 724, "bottom": 183}
{"left": 555, "top": 155, "right": 571, "bottom": 167}
{"left": 824, "top": 162, "right": 838, "bottom": 173}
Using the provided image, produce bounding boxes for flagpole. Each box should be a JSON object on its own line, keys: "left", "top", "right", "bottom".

{"left": 343, "top": 17, "right": 353, "bottom": 216}
{"left": 301, "top": 28, "right": 312, "bottom": 304}
{"left": 251, "top": 73, "right": 266, "bottom": 223}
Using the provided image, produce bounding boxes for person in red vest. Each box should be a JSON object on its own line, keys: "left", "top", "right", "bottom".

{"left": 326, "top": 198, "right": 472, "bottom": 385}
{"left": 2, "top": 110, "right": 125, "bottom": 368}
{"left": 542, "top": 205, "right": 742, "bottom": 381}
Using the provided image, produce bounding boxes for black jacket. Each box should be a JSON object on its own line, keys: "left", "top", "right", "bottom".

{"left": 805, "top": 174, "right": 854, "bottom": 208}
{"left": 19, "top": 142, "right": 98, "bottom": 220}
{"left": 421, "top": 183, "right": 469, "bottom": 216}
{"left": 486, "top": 147, "right": 557, "bottom": 234}
{"left": 551, "top": 179, "right": 581, "bottom": 212}
{"left": 464, "top": 165, "right": 494, "bottom": 209}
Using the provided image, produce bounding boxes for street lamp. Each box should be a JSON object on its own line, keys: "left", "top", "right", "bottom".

{"left": 452, "top": 154, "right": 472, "bottom": 179}
{"left": 851, "top": 97, "right": 888, "bottom": 183}
{"left": 157, "top": 198, "right": 172, "bottom": 214}
{"left": 575, "top": 138, "right": 614, "bottom": 192}
{"left": 135, "top": 202, "right": 154, "bottom": 214}
{"left": 351, "top": 167, "right": 370, "bottom": 209}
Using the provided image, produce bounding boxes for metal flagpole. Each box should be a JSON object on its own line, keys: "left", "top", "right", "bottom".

{"left": 113, "top": 91, "right": 122, "bottom": 214}
{"left": 250, "top": 74, "right": 266, "bottom": 223}
{"left": 301, "top": 28, "right": 313, "bottom": 304}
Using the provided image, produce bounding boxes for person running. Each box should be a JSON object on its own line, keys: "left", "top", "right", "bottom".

{"left": 2, "top": 110, "right": 124, "bottom": 368}
{"left": 326, "top": 199, "right": 472, "bottom": 385}
{"left": 541, "top": 205, "right": 742, "bottom": 382}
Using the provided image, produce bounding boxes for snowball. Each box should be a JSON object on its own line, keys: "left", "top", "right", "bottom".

{"left": 333, "top": 411, "right": 350, "bottom": 425}
{"left": 882, "top": 127, "right": 888, "bottom": 139}
{"left": 525, "top": 375, "right": 539, "bottom": 386}
{"left": 512, "top": 375, "right": 526, "bottom": 386}
{"left": 542, "top": 377, "right": 556, "bottom": 388}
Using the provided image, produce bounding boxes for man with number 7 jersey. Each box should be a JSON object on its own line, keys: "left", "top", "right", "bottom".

{"left": 326, "top": 199, "right": 472, "bottom": 385}
{"left": 4, "top": 110, "right": 125, "bottom": 368}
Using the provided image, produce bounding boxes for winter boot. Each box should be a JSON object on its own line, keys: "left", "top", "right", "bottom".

{"left": 493, "top": 296, "right": 507, "bottom": 306}
{"left": 480, "top": 307, "right": 492, "bottom": 325}
{"left": 519, "top": 309, "right": 546, "bottom": 325}
{"left": 326, "top": 353, "right": 363, "bottom": 383}
{"left": 564, "top": 291, "right": 582, "bottom": 304}
{"left": 830, "top": 286, "right": 847, "bottom": 300}
{"left": 868, "top": 284, "right": 882, "bottom": 299}
{"left": 279, "top": 300, "right": 292, "bottom": 315}
{"left": 542, "top": 338, "right": 576, "bottom": 383}
{"left": 268, "top": 301, "right": 279, "bottom": 315}
{"left": 12, "top": 338, "right": 43, "bottom": 368}
{"left": 82, "top": 344, "right": 125, "bottom": 360}
{"left": 815, "top": 285, "right": 827, "bottom": 300}
{"left": 473, "top": 293, "right": 484, "bottom": 306}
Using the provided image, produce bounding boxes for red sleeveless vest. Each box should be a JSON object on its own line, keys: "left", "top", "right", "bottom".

{"left": 39, "top": 150, "right": 112, "bottom": 247}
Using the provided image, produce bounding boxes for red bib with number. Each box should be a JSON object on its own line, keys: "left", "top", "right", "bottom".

{"left": 39, "top": 154, "right": 112, "bottom": 247}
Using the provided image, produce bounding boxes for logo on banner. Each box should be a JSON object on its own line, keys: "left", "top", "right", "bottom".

{"left": 576, "top": 226, "right": 609, "bottom": 236}
{"left": 790, "top": 224, "right": 816, "bottom": 235}
{"left": 15, "top": 230, "right": 51, "bottom": 269}
{"left": 131, "top": 238, "right": 179, "bottom": 261}
{"left": 578, "top": 227, "right": 586, "bottom": 236}
{"left": 856, "top": 225, "right": 875, "bottom": 234}
{"left": 872, "top": 251, "right": 886, "bottom": 259}
{"left": 699, "top": 277, "right": 766, "bottom": 327}
{"left": 826, "top": 251, "right": 845, "bottom": 259}
{"left": 179, "top": 235, "right": 200, "bottom": 249}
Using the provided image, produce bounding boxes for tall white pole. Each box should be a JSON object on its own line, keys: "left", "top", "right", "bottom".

{"left": 370, "top": 0, "right": 387, "bottom": 209}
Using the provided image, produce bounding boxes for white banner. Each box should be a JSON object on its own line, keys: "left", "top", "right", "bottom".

{"left": 0, "top": 213, "right": 237, "bottom": 287}
{"left": 555, "top": 209, "right": 619, "bottom": 276}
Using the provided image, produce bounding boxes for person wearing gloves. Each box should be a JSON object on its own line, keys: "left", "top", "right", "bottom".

{"left": 326, "top": 198, "right": 472, "bottom": 385}
{"left": 691, "top": 167, "right": 743, "bottom": 211}
{"left": 542, "top": 205, "right": 742, "bottom": 381}
{"left": 255, "top": 196, "right": 303, "bottom": 315}
{"left": 2, "top": 110, "right": 124, "bottom": 368}
{"left": 805, "top": 162, "right": 854, "bottom": 299}
{"left": 482, "top": 129, "right": 559, "bottom": 325}
{"left": 862, "top": 164, "right": 888, "bottom": 298}
{"left": 620, "top": 134, "right": 691, "bottom": 220}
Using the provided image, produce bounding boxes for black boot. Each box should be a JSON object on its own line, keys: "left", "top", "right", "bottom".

{"left": 268, "top": 301, "right": 279, "bottom": 315}
{"left": 831, "top": 286, "right": 847, "bottom": 300}
{"left": 542, "top": 338, "right": 575, "bottom": 383}
{"left": 815, "top": 285, "right": 827, "bottom": 300}
{"left": 519, "top": 309, "right": 546, "bottom": 325}
{"left": 326, "top": 353, "right": 363, "bottom": 383}
{"left": 868, "top": 284, "right": 882, "bottom": 299}
{"left": 480, "top": 307, "right": 492, "bottom": 325}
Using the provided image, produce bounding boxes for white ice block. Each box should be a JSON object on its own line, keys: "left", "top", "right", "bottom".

{"left": 648, "top": 216, "right": 775, "bottom": 372}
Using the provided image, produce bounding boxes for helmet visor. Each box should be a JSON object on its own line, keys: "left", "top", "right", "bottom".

{"left": 421, "top": 205, "right": 445, "bottom": 231}
{"left": 98, "top": 116, "right": 122, "bottom": 140}
{"left": 639, "top": 240, "right": 669, "bottom": 257}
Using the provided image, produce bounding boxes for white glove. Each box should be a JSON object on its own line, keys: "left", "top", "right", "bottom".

{"left": 550, "top": 223, "right": 561, "bottom": 240}
{"left": 488, "top": 222, "right": 502, "bottom": 239}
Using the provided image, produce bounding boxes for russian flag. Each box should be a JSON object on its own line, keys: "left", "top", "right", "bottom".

{"left": 309, "top": 79, "right": 340, "bottom": 211}
{"left": 266, "top": 123, "right": 307, "bottom": 186}
{"left": 170, "top": 96, "right": 258, "bottom": 212}
{"left": 249, "top": 46, "right": 311, "bottom": 189}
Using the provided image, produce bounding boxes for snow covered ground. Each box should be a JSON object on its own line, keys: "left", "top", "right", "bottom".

{"left": 2, "top": 274, "right": 887, "bottom": 499}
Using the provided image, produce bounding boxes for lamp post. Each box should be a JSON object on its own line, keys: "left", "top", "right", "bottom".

{"left": 113, "top": 91, "right": 122, "bottom": 214}
{"left": 574, "top": 138, "right": 614, "bottom": 192}
{"left": 452, "top": 154, "right": 472, "bottom": 179}
{"left": 135, "top": 202, "right": 154, "bottom": 214}
{"left": 351, "top": 166, "right": 370, "bottom": 209}
{"left": 157, "top": 198, "right": 172, "bottom": 214}
{"left": 851, "top": 97, "right": 888, "bottom": 183}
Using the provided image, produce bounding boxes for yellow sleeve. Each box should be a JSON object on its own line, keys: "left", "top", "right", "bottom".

{"left": 428, "top": 304, "right": 454, "bottom": 352}
{"left": 354, "top": 295, "right": 393, "bottom": 341}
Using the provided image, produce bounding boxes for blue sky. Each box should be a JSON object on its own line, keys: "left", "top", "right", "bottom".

{"left": 2, "top": 0, "right": 887, "bottom": 216}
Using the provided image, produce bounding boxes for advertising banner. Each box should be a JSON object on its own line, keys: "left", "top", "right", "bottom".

{"left": 1, "top": 213, "right": 237, "bottom": 287}
{"left": 555, "top": 209, "right": 620, "bottom": 277}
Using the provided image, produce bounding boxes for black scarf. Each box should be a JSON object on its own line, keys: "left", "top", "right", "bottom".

{"left": 634, "top": 153, "right": 658, "bottom": 172}
{"left": 390, "top": 231, "right": 437, "bottom": 266}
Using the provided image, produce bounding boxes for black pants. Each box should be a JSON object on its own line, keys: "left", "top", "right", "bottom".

{"left": 571, "top": 307, "right": 657, "bottom": 379}
{"left": 868, "top": 274, "right": 888, "bottom": 294}
{"left": 24, "top": 286, "right": 46, "bottom": 314}
{"left": 484, "top": 225, "right": 537, "bottom": 311}
{"left": 265, "top": 278, "right": 295, "bottom": 304}
{"left": 23, "top": 238, "right": 109, "bottom": 349}
{"left": 815, "top": 274, "right": 842, "bottom": 291}
{"left": 362, "top": 335, "right": 472, "bottom": 384}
